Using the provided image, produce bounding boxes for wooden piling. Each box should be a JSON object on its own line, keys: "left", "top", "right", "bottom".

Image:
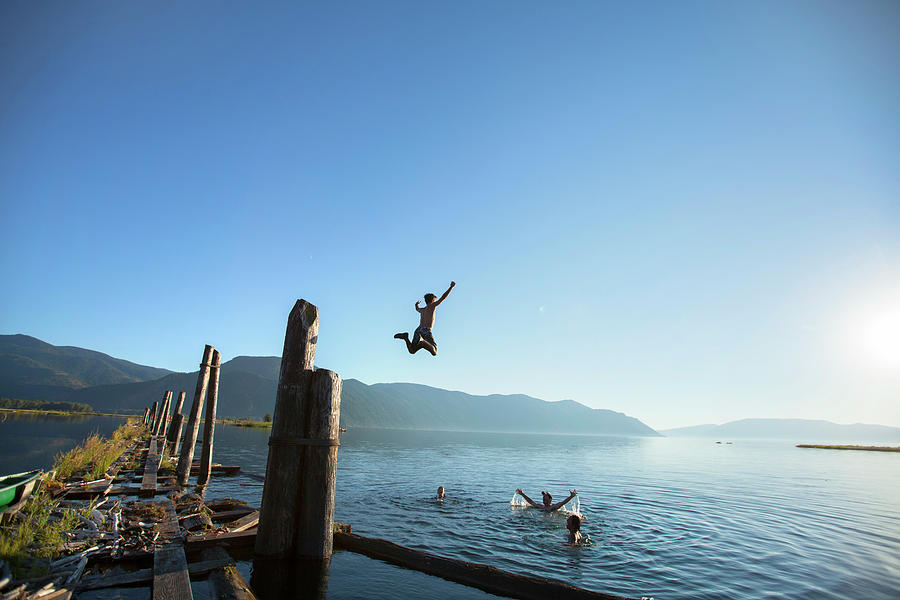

{"left": 161, "top": 390, "right": 174, "bottom": 438}
{"left": 168, "top": 413, "right": 186, "bottom": 458}
{"left": 165, "top": 391, "right": 186, "bottom": 455}
{"left": 165, "top": 391, "right": 186, "bottom": 454}
{"left": 295, "top": 369, "right": 341, "bottom": 559}
{"left": 155, "top": 391, "right": 172, "bottom": 438}
{"left": 254, "top": 300, "right": 318, "bottom": 559}
{"left": 149, "top": 401, "right": 159, "bottom": 432}
{"left": 142, "top": 407, "right": 150, "bottom": 428}
{"left": 197, "top": 350, "right": 222, "bottom": 486}
{"left": 176, "top": 345, "right": 214, "bottom": 486}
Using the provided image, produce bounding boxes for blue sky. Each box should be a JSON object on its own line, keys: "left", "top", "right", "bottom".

{"left": 2, "top": 1, "right": 898, "bottom": 429}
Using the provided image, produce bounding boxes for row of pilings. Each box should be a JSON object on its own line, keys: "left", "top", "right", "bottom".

{"left": 137, "top": 299, "right": 342, "bottom": 600}
{"left": 139, "top": 344, "right": 222, "bottom": 487}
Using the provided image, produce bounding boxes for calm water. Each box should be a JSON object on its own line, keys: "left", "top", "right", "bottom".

{"left": 0, "top": 413, "right": 128, "bottom": 474}
{"left": 5, "top": 421, "right": 900, "bottom": 599}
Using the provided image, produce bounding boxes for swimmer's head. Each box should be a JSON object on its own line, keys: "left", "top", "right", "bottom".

{"left": 541, "top": 491, "right": 552, "bottom": 506}
{"left": 424, "top": 293, "right": 437, "bottom": 304}
{"left": 437, "top": 486, "right": 445, "bottom": 499}
{"left": 566, "top": 514, "right": 582, "bottom": 533}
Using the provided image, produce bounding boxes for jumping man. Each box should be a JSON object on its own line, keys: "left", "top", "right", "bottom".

{"left": 394, "top": 281, "right": 455, "bottom": 356}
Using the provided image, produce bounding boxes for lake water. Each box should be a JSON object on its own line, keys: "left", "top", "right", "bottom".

{"left": 0, "top": 413, "right": 128, "bottom": 474}
{"left": 4, "top": 420, "right": 899, "bottom": 599}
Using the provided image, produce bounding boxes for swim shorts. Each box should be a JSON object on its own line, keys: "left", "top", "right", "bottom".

{"left": 413, "top": 326, "right": 437, "bottom": 350}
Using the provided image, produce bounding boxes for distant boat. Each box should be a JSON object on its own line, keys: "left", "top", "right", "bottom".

{"left": 0, "top": 470, "right": 42, "bottom": 512}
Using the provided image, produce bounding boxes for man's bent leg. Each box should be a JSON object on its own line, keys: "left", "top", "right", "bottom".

{"left": 418, "top": 339, "right": 437, "bottom": 356}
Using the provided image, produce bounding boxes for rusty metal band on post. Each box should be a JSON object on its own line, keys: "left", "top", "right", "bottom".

{"left": 268, "top": 436, "right": 340, "bottom": 447}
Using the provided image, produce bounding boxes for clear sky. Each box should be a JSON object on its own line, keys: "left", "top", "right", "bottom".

{"left": 2, "top": 1, "right": 898, "bottom": 430}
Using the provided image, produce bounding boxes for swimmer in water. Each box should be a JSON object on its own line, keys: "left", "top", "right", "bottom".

{"left": 394, "top": 281, "right": 455, "bottom": 356}
{"left": 436, "top": 486, "right": 445, "bottom": 499}
{"left": 515, "top": 488, "right": 577, "bottom": 512}
{"left": 566, "top": 514, "right": 583, "bottom": 545}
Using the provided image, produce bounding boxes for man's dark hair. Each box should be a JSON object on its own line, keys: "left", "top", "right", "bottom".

{"left": 542, "top": 491, "right": 552, "bottom": 503}
{"left": 424, "top": 293, "right": 436, "bottom": 303}
{"left": 567, "top": 514, "right": 582, "bottom": 531}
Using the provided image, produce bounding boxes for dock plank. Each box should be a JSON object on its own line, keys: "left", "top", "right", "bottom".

{"left": 153, "top": 546, "right": 193, "bottom": 600}
{"left": 140, "top": 437, "right": 160, "bottom": 496}
{"left": 153, "top": 499, "right": 192, "bottom": 600}
{"left": 225, "top": 510, "right": 259, "bottom": 533}
{"left": 186, "top": 530, "right": 257, "bottom": 550}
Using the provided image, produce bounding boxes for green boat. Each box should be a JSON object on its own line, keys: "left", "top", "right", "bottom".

{"left": 0, "top": 470, "right": 42, "bottom": 512}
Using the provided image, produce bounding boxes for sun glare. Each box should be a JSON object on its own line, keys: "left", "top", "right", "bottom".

{"left": 851, "top": 304, "right": 900, "bottom": 370}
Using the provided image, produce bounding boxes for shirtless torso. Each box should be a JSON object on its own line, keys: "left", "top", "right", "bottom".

{"left": 417, "top": 299, "right": 439, "bottom": 329}
{"left": 394, "top": 281, "right": 455, "bottom": 356}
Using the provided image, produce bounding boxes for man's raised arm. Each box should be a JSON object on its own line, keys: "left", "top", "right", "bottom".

{"left": 435, "top": 281, "right": 456, "bottom": 305}
{"left": 515, "top": 488, "right": 540, "bottom": 508}
{"left": 550, "top": 489, "right": 577, "bottom": 511}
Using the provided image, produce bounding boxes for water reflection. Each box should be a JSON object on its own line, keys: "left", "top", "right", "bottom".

{"left": 0, "top": 414, "right": 128, "bottom": 474}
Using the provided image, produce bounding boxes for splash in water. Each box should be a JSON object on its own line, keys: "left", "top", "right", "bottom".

{"left": 510, "top": 492, "right": 582, "bottom": 516}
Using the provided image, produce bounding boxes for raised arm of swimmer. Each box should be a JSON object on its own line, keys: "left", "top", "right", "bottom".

{"left": 515, "top": 488, "right": 541, "bottom": 508}
{"left": 516, "top": 488, "right": 577, "bottom": 512}
{"left": 550, "top": 489, "right": 577, "bottom": 511}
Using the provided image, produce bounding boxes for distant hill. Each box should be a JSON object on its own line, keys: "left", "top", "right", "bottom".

{"left": 661, "top": 418, "right": 900, "bottom": 443}
{"left": 66, "top": 364, "right": 658, "bottom": 435}
{"left": 341, "top": 380, "right": 659, "bottom": 435}
{"left": 0, "top": 334, "right": 172, "bottom": 401}
{"left": 0, "top": 338, "right": 658, "bottom": 435}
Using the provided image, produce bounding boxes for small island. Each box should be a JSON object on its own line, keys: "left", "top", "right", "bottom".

{"left": 796, "top": 444, "right": 900, "bottom": 452}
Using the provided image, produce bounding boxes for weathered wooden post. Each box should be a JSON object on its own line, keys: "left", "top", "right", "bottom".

{"left": 167, "top": 413, "right": 185, "bottom": 458}
{"left": 149, "top": 401, "right": 159, "bottom": 433}
{"left": 166, "top": 391, "right": 187, "bottom": 455}
{"left": 252, "top": 299, "right": 341, "bottom": 600}
{"left": 161, "top": 390, "right": 174, "bottom": 438}
{"left": 172, "top": 391, "right": 186, "bottom": 417}
{"left": 197, "top": 350, "right": 221, "bottom": 486}
{"left": 176, "top": 345, "right": 214, "bottom": 486}
{"left": 142, "top": 407, "right": 150, "bottom": 428}
{"left": 155, "top": 391, "right": 172, "bottom": 438}
{"left": 295, "top": 369, "right": 342, "bottom": 558}
{"left": 255, "top": 300, "right": 318, "bottom": 559}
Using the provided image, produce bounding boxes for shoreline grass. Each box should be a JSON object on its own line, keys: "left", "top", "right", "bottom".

{"left": 1, "top": 423, "right": 141, "bottom": 578}
{"left": 52, "top": 421, "right": 143, "bottom": 480}
{"left": 219, "top": 418, "right": 273, "bottom": 429}
{"left": 0, "top": 407, "right": 135, "bottom": 419}
{"left": 796, "top": 444, "right": 900, "bottom": 452}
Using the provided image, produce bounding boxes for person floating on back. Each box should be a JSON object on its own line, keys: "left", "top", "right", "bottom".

{"left": 515, "top": 488, "right": 577, "bottom": 512}
{"left": 394, "top": 281, "right": 455, "bottom": 356}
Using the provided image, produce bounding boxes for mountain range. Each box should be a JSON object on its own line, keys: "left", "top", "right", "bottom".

{"left": 5, "top": 334, "right": 898, "bottom": 441}
{"left": 0, "top": 335, "right": 657, "bottom": 436}
{"left": 661, "top": 419, "right": 900, "bottom": 442}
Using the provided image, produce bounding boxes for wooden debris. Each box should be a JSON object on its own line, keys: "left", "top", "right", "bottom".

{"left": 224, "top": 511, "right": 259, "bottom": 533}
{"left": 201, "top": 548, "right": 256, "bottom": 600}
{"left": 333, "top": 531, "right": 635, "bottom": 600}
{"left": 76, "top": 555, "right": 234, "bottom": 591}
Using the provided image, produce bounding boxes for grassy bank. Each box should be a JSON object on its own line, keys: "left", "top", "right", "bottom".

{"left": 0, "top": 493, "right": 102, "bottom": 577}
{"left": 0, "top": 407, "right": 135, "bottom": 419}
{"left": 0, "top": 422, "right": 144, "bottom": 577}
{"left": 52, "top": 421, "right": 143, "bottom": 480}
{"left": 219, "top": 418, "right": 272, "bottom": 429}
{"left": 796, "top": 444, "right": 900, "bottom": 452}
